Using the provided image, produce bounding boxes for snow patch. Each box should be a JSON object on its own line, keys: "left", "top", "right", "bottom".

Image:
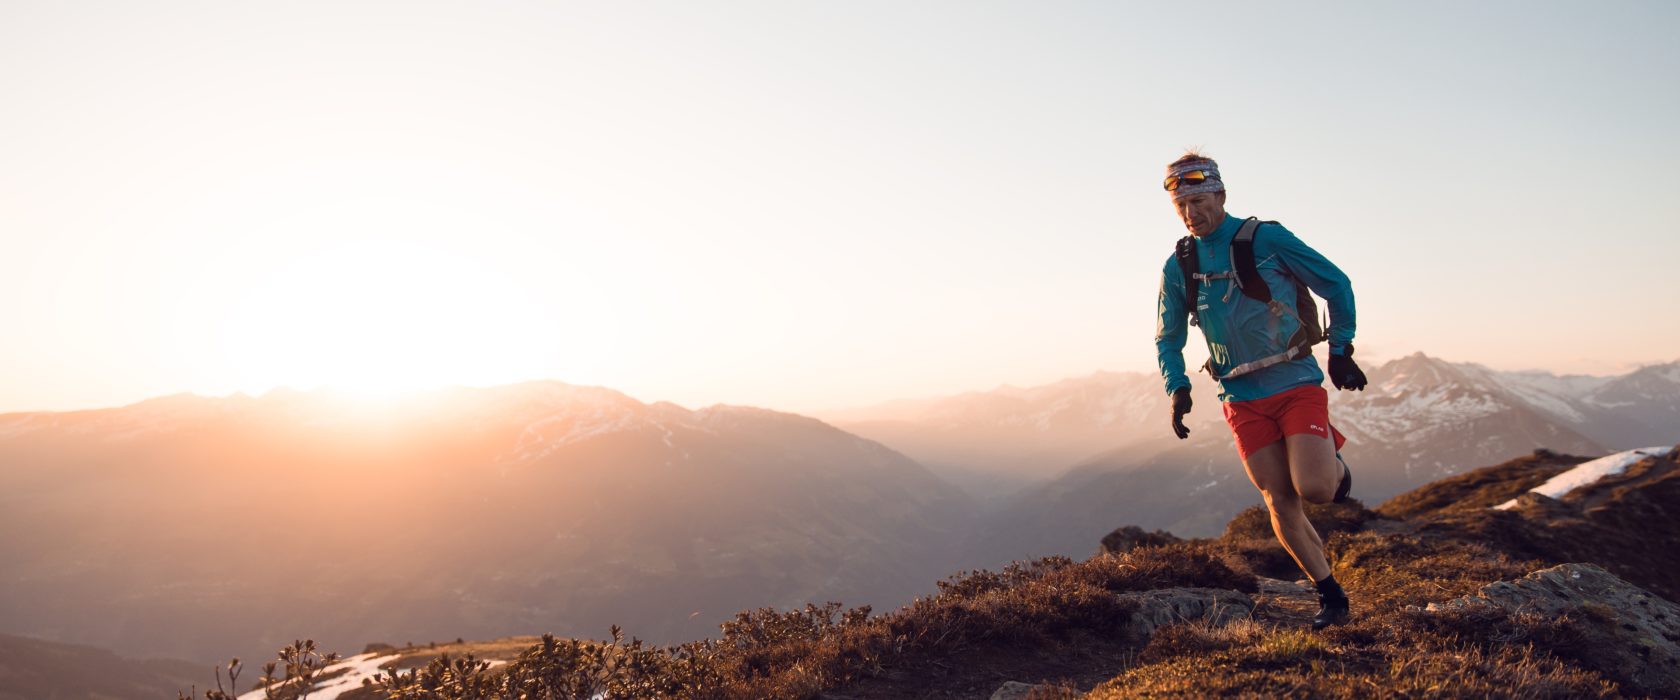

{"left": 1494, "top": 446, "right": 1673, "bottom": 510}
{"left": 238, "top": 652, "right": 395, "bottom": 700}
{"left": 1333, "top": 382, "right": 1505, "bottom": 443}
{"left": 1497, "top": 382, "right": 1585, "bottom": 422}
{"left": 237, "top": 653, "right": 510, "bottom": 700}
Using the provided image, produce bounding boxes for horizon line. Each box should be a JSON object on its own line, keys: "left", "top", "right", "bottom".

{"left": 4, "top": 350, "right": 1676, "bottom": 417}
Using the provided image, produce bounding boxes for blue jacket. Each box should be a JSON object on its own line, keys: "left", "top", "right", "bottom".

{"left": 1155, "top": 212, "right": 1356, "bottom": 403}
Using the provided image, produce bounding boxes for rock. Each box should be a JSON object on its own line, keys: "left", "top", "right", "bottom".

{"left": 1116, "top": 587, "right": 1255, "bottom": 643}
{"left": 1427, "top": 563, "right": 1680, "bottom": 696}
{"left": 1256, "top": 577, "right": 1312, "bottom": 596}
{"left": 1099, "top": 525, "right": 1180, "bottom": 555}
{"left": 989, "top": 680, "right": 1042, "bottom": 700}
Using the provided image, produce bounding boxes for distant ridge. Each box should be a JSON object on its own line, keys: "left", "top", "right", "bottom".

{"left": 0, "top": 633, "right": 203, "bottom": 700}
{"left": 827, "top": 352, "right": 1674, "bottom": 567}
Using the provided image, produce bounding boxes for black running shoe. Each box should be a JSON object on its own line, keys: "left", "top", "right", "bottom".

{"left": 1312, "top": 593, "right": 1351, "bottom": 630}
{"left": 1333, "top": 452, "right": 1352, "bottom": 504}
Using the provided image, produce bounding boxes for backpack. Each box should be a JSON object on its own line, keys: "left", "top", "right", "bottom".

{"left": 1173, "top": 216, "right": 1327, "bottom": 379}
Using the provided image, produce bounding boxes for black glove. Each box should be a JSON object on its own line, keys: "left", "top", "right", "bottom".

{"left": 1328, "top": 346, "right": 1367, "bottom": 391}
{"left": 1170, "top": 387, "right": 1192, "bottom": 439}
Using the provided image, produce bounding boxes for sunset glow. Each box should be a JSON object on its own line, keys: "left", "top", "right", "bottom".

{"left": 1, "top": 2, "right": 1676, "bottom": 415}
{"left": 219, "top": 237, "right": 583, "bottom": 399}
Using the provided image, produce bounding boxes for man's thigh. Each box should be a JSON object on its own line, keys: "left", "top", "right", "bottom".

{"left": 1241, "top": 440, "right": 1294, "bottom": 498}
{"left": 1284, "top": 432, "right": 1340, "bottom": 501}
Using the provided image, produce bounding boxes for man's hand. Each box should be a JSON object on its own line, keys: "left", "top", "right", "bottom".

{"left": 1170, "top": 387, "right": 1193, "bottom": 439}
{"left": 1329, "top": 346, "right": 1367, "bottom": 391}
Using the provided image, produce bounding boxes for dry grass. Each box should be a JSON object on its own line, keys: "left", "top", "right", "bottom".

{"left": 712, "top": 543, "right": 1253, "bottom": 698}
{"left": 380, "top": 636, "right": 545, "bottom": 669}
{"left": 1088, "top": 636, "right": 1616, "bottom": 699}
{"left": 1329, "top": 532, "right": 1539, "bottom": 610}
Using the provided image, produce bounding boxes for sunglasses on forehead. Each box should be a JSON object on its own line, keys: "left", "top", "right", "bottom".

{"left": 1163, "top": 169, "right": 1220, "bottom": 191}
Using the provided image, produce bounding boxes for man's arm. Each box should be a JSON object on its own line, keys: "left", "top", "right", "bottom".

{"left": 1155, "top": 258, "right": 1192, "bottom": 394}
{"left": 1264, "top": 224, "right": 1356, "bottom": 355}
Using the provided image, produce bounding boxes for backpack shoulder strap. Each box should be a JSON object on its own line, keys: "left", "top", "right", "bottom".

{"left": 1230, "top": 217, "right": 1272, "bottom": 304}
{"left": 1173, "top": 236, "right": 1201, "bottom": 327}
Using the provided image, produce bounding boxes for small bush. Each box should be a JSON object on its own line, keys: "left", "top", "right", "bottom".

{"left": 180, "top": 640, "right": 340, "bottom": 700}
{"left": 1099, "top": 525, "right": 1180, "bottom": 555}
{"left": 1071, "top": 541, "right": 1257, "bottom": 594}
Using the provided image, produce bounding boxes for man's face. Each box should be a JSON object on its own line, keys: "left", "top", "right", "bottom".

{"left": 1174, "top": 191, "right": 1226, "bottom": 237}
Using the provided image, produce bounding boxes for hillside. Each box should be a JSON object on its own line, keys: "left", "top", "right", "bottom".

{"left": 812, "top": 372, "right": 1173, "bottom": 503}
{"left": 194, "top": 444, "right": 1680, "bottom": 699}
{"left": 0, "top": 633, "right": 203, "bottom": 700}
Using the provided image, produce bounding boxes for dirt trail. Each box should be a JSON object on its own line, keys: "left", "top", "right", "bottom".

{"left": 1252, "top": 576, "right": 1319, "bottom": 629}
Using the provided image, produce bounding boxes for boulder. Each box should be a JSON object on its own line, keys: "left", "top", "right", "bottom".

{"left": 1428, "top": 563, "right": 1680, "bottom": 696}
{"left": 1115, "top": 587, "right": 1255, "bottom": 643}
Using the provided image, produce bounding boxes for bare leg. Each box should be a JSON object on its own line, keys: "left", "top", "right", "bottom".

{"left": 1285, "top": 432, "right": 1342, "bottom": 505}
{"left": 1242, "top": 441, "right": 1330, "bottom": 581}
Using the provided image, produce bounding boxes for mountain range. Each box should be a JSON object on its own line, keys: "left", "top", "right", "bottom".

{"left": 0, "top": 383, "right": 975, "bottom": 666}
{"left": 0, "top": 350, "right": 1673, "bottom": 681}
{"left": 822, "top": 352, "right": 1677, "bottom": 562}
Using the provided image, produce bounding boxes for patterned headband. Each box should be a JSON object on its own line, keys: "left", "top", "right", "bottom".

{"left": 1166, "top": 159, "right": 1224, "bottom": 200}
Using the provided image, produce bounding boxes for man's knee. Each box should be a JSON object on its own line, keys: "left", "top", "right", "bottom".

{"left": 1299, "top": 480, "right": 1335, "bottom": 505}
{"left": 1261, "top": 487, "right": 1303, "bottom": 515}
{"left": 1284, "top": 433, "right": 1340, "bottom": 504}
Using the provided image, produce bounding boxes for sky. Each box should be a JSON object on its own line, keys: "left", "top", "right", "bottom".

{"left": 2, "top": 1, "right": 1677, "bottom": 415}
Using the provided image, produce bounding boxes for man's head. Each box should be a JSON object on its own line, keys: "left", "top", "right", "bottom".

{"left": 1165, "top": 152, "right": 1227, "bottom": 237}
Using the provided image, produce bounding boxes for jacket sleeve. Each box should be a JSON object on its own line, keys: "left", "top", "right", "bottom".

{"left": 1265, "top": 224, "right": 1356, "bottom": 354}
{"left": 1155, "top": 257, "right": 1192, "bottom": 394}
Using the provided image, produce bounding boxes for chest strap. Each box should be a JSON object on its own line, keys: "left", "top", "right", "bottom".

{"left": 1204, "top": 339, "right": 1315, "bottom": 380}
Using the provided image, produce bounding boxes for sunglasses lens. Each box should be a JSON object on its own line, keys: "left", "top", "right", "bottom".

{"left": 1165, "top": 170, "right": 1213, "bottom": 191}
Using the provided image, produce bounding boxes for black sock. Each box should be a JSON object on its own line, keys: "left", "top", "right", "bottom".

{"left": 1314, "top": 574, "right": 1346, "bottom": 600}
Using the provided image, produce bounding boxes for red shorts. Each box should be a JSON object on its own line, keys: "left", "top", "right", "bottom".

{"left": 1222, "top": 384, "right": 1347, "bottom": 460}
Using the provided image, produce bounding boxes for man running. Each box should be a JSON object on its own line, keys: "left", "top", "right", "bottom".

{"left": 1153, "top": 151, "right": 1368, "bottom": 630}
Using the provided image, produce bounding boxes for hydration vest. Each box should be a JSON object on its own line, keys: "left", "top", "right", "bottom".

{"left": 1173, "top": 216, "right": 1327, "bottom": 381}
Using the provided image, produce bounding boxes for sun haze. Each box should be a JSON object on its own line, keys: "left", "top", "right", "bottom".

{"left": 2, "top": 2, "right": 1677, "bottom": 413}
